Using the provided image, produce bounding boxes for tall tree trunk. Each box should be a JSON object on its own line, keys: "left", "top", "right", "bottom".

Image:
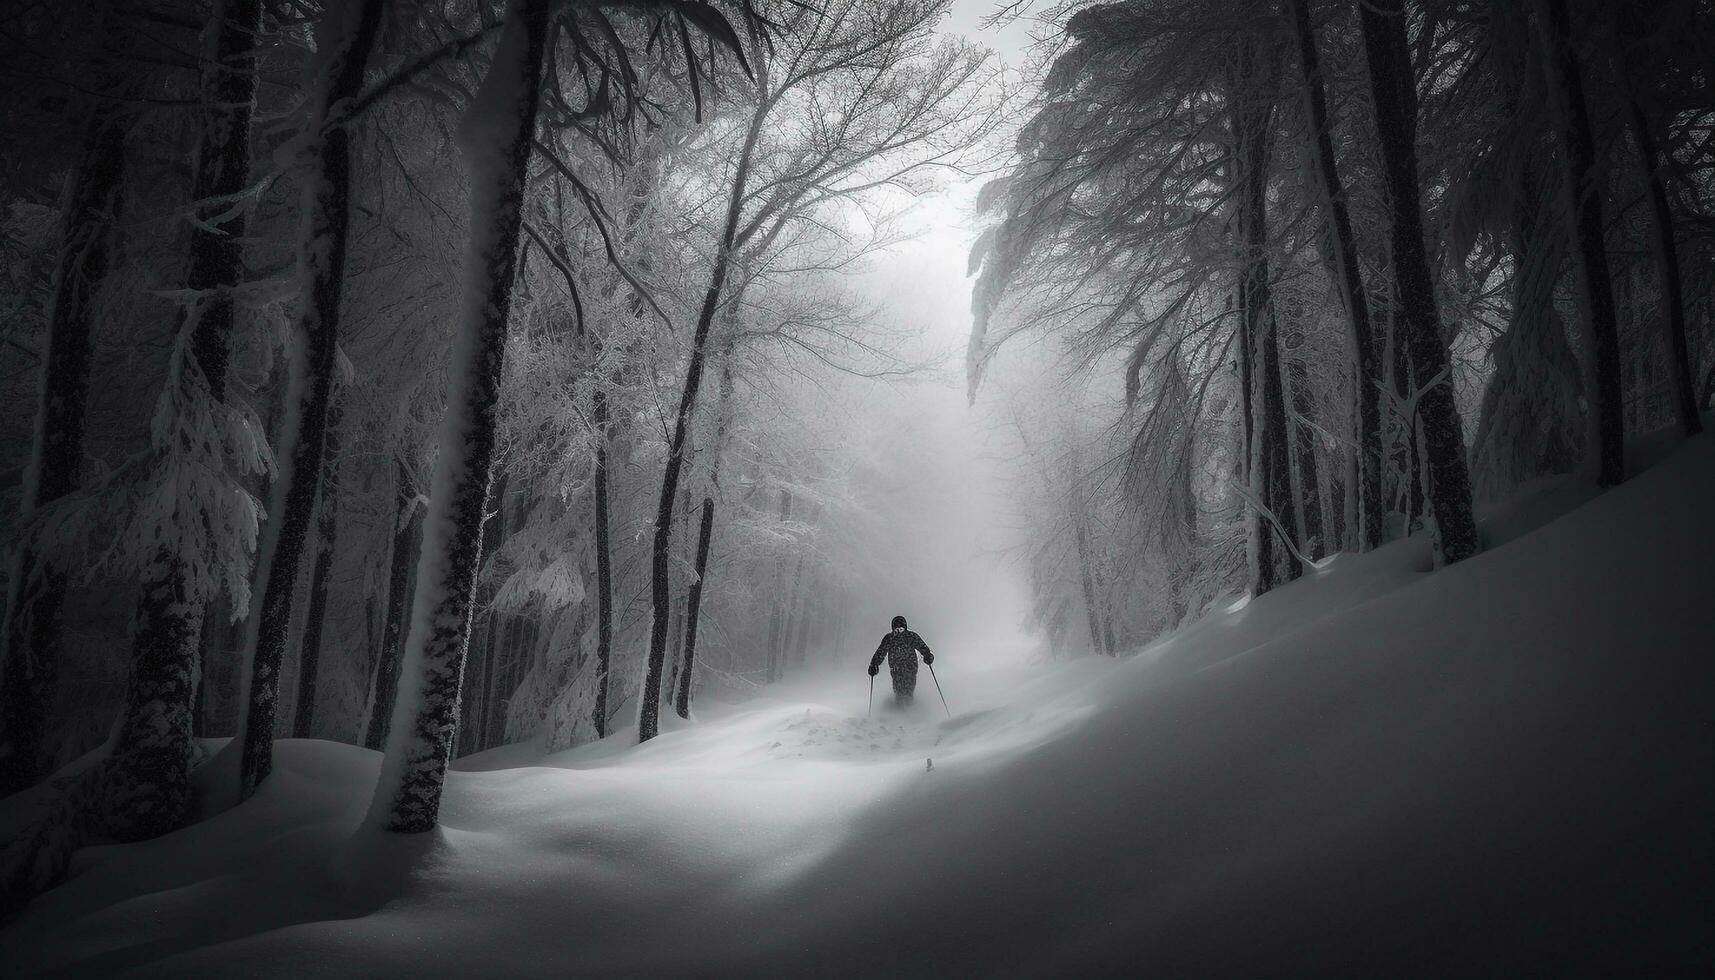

{"left": 1234, "top": 291, "right": 1259, "bottom": 579}
{"left": 590, "top": 383, "right": 613, "bottom": 738}
{"left": 0, "top": 21, "right": 127, "bottom": 795}
{"left": 667, "top": 487, "right": 692, "bottom": 689}
{"left": 674, "top": 497, "right": 716, "bottom": 718}
{"left": 1387, "top": 313, "right": 1424, "bottom": 526}
{"left": 1234, "top": 40, "right": 1301, "bottom": 594}
{"left": 638, "top": 78, "right": 767, "bottom": 743}
{"left": 459, "top": 470, "right": 508, "bottom": 756}
{"left": 104, "top": 0, "right": 263, "bottom": 842}
{"left": 1358, "top": 0, "right": 1480, "bottom": 565}
{"left": 471, "top": 607, "right": 502, "bottom": 751}
{"left": 292, "top": 393, "right": 343, "bottom": 738}
{"left": 1286, "top": 352, "right": 1325, "bottom": 559}
{"left": 1534, "top": 0, "right": 1625, "bottom": 486}
{"left": 674, "top": 348, "right": 734, "bottom": 719}
{"left": 238, "top": 0, "right": 383, "bottom": 800}
{"left": 764, "top": 491, "right": 793, "bottom": 683}
{"left": 1287, "top": 0, "right": 1383, "bottom": 550}
{"left": 1073, "top": 504, "right": 1107, "bottom": 656}
{"left": 1625, "top": 97, "right": 1701, "bottom": 436}
{"left": 366, "top": 0, "right": 548, "bottom": 833}
{"left": 1095, "top": 559, "right": 1118, "bottom": 658}
{"left": 364, "top": 458, "right": 423, "bottom": 750}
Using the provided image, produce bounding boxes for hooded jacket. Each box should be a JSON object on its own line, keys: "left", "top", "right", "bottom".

{"left": 869, "top": 615, "right": 932, "bottom": 675}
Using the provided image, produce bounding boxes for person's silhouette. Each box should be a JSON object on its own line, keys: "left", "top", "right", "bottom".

{"left": 868, "top": 615, "right": 933, "bottom": 705}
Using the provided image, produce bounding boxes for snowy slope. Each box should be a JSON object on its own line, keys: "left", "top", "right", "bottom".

{"left": 3, "top": 438, "right": 1710, "bottom": 977}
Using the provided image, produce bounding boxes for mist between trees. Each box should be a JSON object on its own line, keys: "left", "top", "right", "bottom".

{"left": 0, "top": 0, "right": 1709, "bottom": 917}
{"left": 969, "top": 0, "right": 1709, "bottom": 658}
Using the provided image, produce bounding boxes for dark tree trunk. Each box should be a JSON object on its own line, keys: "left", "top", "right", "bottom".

{"left": 104, "top": 0, "right": 263, "bottom": 842}
{"left": 1625, "top": 97, "right": 1701, "bottom": 436}
{"left": 1319, "top": 459, "right": 1337, "bottom": 557}
{"left": 1535, "top": 0, "right": 1624, "bottom": 485}
{"left": 1073, "top": 510, "right": 1107, "bottom": 656}
{"left": 238, "top": 0, "right": 382, "bottom": 799}
{"left": 0, "top": 32, "right": 127, "bottom": 795}
{"left": 1286, "top": 352, "right": 1326, "bottom": 559}
{"left": 365, "top": 459, "right": 423, "bottom": 750}
{"left": 1257, "top": 315, "right": 1300, "bottom": 587}
{"left": 470, "top": 607, "right": 501, "bottom": 752}
{"left": 667, "top": 487, "right": 692, "bottom": 690}
{"left": 590, "top": 384, "right": 613, "bottom": 738}
{"left": 460, "top": 470, "right": 508, "bottom": 755}
{"left": 638, "top": 96, "right": 765, "bottom": 743}
{"left": 367, "top": 0, "right": 548, "bottom": 833}
{"left": 1287, "top": 0, "right": 1383, "bottom": 550}
{"left": 292, "top": 394, "right": 343, "bottom": 738}
{"left": 1234, "top": 40, "right": 1301, "bottom": 594}
{"left": 674, "top": 497, "right": 717, "bottom": 718}
{"left": 1234, "top": 293, "right": 1258, "bottom": 570}
{"left": 764, "top": 490, "right": 792, "bottom": 682}
{"left": 1388, "top": 315, "right": 1424, "bottom": 526}
{"left": 1358, "top": 0, "right": 1480, "bottom": 565}
{"left": 674, "top": 350, "right": 733, "bottom": 718}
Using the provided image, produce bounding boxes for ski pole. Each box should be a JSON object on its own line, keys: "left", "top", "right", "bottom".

{"left": 927, "top": 662, "right": 951, "bottom": 718}
{"left": 867, "top": 673, "right": 873, "bottom": 718}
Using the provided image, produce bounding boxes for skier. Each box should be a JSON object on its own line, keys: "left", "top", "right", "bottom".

{"left": 868, "top": 615, "right": 933, "bottom": 706}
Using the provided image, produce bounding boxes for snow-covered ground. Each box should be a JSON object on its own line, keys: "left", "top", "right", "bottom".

{"left": 3, "top": 437, "right": 1711, "bottom": 977}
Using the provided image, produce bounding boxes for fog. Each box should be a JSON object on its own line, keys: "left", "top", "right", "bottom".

{"left": 810, "top": 151, "right": 1039, "bottom": 668}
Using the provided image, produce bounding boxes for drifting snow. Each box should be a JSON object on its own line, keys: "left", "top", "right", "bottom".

{"left": 2, "top": 437, "right": 1710, "bottom": 976}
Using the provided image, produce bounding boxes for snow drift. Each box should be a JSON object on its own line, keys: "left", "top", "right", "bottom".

{"left": 2, "top": 437, "right": 1710, "bottom": 977}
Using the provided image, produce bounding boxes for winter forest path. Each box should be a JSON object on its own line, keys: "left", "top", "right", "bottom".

{"left": 2, "top": 435, "right": 1711, "bottom": 976}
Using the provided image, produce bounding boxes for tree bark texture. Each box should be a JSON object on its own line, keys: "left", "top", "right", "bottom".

{"left": 1358, "top": 0, "right": 1480, "bottom": 564}
{"left": 674, "top": 497, "right": 716, "bottom": 718}
{"left": 239, "top": 0, "right": 382, "bottom": 800}
{"left": 367, "top": 0, "right": 549, "bottom": 833}
{"left": 292, "top": 393, "right": 343, "bottom": 738}
{"left": 365, "top": 459, "right": 423, "bottom": 749}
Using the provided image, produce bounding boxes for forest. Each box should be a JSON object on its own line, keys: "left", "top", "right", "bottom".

{"left": 0, "top": 0, "right": 1710, "bottom": 974}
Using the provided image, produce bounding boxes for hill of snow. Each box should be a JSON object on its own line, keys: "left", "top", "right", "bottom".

{"left": 3, "top": 437, "right": 1710, "bottom": 977}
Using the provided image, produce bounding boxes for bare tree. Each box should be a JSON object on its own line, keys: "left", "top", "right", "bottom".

{"left": 638, "top": 0, "right": 998, "bottom": 741}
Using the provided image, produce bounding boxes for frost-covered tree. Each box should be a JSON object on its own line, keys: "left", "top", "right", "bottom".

{"left": 363, "top": 0, "right": 553, "bottom": 833}
{"left": 237, "top": 0, "right": 384, "bottom": 803}
{"left": 3, "top": 0, "right": 268, "bottom": 910}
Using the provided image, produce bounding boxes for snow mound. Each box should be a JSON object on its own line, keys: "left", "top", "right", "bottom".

{"left": 3, "top": 438, "right": 1710, "bottom": 977}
